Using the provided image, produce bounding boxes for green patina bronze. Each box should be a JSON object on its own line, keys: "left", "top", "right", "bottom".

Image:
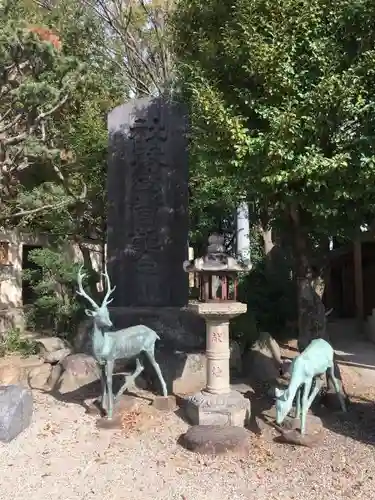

{"left": 275, "top": 338, "right": 346, "bottom": 434}
{"left": 76, "top": 266, "right": 167, "bottom": 420}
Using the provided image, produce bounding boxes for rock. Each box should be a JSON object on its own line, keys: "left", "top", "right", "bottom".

{"left": 230, "top": 340, "right": 242, "bottom": 374}
{"left": 243, "top": 332, "right": 282, "bottom": 382}
{"left": 35, "top": 337, "right": 72, "bottom": 364}
{"left": 172, "top": 352, "right": 206, "bottom": 394}
{"left": 139, "top": 350, "right": 206, "bottom": 396}
{"left": 282, "top": 414, "right": 323, "bottom": 434}
{"left": 153, "top": 395, "right": 177, "bottom": 411}
{"left": 0, "top": 355, "right": 44, "bottom": 385}
{"left": 0, "top": 364, "right": 22, "bottom": 385}
{"left": 275, "top": 428, "right": 323, "bottom": 447}
{"left": 43, "top": 348, "right": 71, "bottom": 364}
{"left": 47, "top": 364, "right": 63, "bottom": 391}
{"left": 178, "top": 425, "right": 250, "bottom": 455}
{"left": 35, "top": 337, "right": 69, "bottom": 353}
{"left": 0, "top": 385, "right": 33, "bottom": 442}
{"left": 28, "top": 364, "right": 53, "bottom": 390}
{"left": 56, "top": 353, "right": 100, "bottom": 394}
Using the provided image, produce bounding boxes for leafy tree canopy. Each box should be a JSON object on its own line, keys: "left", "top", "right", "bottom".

{"left": 173, "top": 0, "right": 375, "bottom": 244}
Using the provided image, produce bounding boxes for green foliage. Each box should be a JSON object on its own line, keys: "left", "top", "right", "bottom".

{"left": 0, "top": 328, "right": 38, "bottom": 357}
{"left": 174, "top": 0, "right": 375, "bottom": 238}
{"left": 23, "top": 247, "right": 89, "bottom": 337}
{"left": 0, "top": 0, "right": 86, "bottom": 223}
{"left": 1, "top": 0, "right": 123, "bottom": 249}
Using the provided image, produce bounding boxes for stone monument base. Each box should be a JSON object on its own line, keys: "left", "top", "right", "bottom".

{"left": 179, "top": 425, "right": 250, "bottom": 455}
{"left": 184, "top": 390, "right": 250, "bottom": 427}
{"left": 108, "top": 306, "right": 205, "bottom": 351}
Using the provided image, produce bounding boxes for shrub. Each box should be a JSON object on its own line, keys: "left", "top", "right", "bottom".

{"left": 0, "top": 328, "right": 38, "bottom": 357}
{"left": 23, "top": 247, "right": 94, "bottom": 338}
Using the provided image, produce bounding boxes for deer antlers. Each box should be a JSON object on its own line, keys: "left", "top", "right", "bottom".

{"left": 76, "top": 264, "right": 116, "bottom": 309}
{"left": 101, "top": 263, "right": 116, "bottom": 306}
{"left": 76, "top": 266, "right": 99, "bottom": 310}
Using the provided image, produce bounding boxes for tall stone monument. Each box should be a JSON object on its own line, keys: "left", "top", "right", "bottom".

{"left": 107, "top": 96, "right": 203, "bottom": 349}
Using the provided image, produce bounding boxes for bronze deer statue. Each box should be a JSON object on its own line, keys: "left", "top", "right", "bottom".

{"left": 76, "top": 266, "right": 167, "bottom": 420}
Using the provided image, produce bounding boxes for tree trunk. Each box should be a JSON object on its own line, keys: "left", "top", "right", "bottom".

{"left": 288, "top": 204, "right": 328, "bottom": 351}
{"left": 288, "top": 204, "right": 347, "bottom": 404}
{"left": 259, "top": 209, "right": 274, "bottom": 272}
{"left": 78, "top": 243, "right": 100, "bottom": 302}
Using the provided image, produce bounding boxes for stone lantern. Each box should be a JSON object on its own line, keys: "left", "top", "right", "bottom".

{"left": 183, "top": 234, "right": 252, "bottom": 426}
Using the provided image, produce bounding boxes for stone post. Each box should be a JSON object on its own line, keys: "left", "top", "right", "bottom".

{"left": 236, "top": 202, "right": 251, "bottom": 265}
{"left": 185, "top": 302, "right": 250, "bottom": 427}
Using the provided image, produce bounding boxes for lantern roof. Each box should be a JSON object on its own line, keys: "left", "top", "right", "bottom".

{"left": 183, "top": 234, "right": 252, "bottom": 274}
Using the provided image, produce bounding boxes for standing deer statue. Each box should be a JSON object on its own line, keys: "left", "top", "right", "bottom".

{"left": 76, "top": 265, "right": 167, "bottom": 420}
{"left": 275, "top": 338, "right": 346, "bottom": 434}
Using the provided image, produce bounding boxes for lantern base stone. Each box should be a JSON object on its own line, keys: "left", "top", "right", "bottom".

{"left": 184, "top": 390, "right": 250, "bottom": 427}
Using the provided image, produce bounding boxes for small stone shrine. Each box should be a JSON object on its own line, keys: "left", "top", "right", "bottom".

{"left": 182, "top": 234, "right": 252, "bottom": 426}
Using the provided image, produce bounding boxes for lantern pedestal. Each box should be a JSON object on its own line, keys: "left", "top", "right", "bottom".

{"left": 184, "top": 302, "right": 250, "bottom": 427}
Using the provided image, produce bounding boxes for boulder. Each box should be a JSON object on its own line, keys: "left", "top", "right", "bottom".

{"left": 138, "top": 350, "right": 206, "bottom": 395}
{"left": 0, "top": 385, "right": 33, "bottom": 442}
{"left": 0, "top": 364, "right": 22, "bottom": 385}
{"left": 43, "top": 348, "right": 71, "bottom": 364}
{"left": 35, "top": 337, "right": 72, "bottom": 364}
{"left": 28, "top": 364, "right": 53, "bottom": 390}
{"left": 47, "top": 364, "right": 63, "bottom": 391}
{"left": 179, "top": 425, "right": 250, "bottom": 455}
{"left": 0, "top": 355, "right": 44, "bottom": 386}
{"left": 243, "top": 332, "right": 282, "bottom": 382}
{"left": 56, "top": 353, "right": 100, "bottom": 394}
{"left": 35, "top": 336, "right": 69, "bottom": 353}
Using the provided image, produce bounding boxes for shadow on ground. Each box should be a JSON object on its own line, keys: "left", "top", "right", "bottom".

{"left": 41, "top": 373, "right": 153, "bottom": 416}
{"left": 314, "top": 396, "right": 375, "bottom": 446}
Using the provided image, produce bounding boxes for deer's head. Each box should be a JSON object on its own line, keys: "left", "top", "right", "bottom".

{"left": 76, "top": 265, "right": 115, "bottom": 330}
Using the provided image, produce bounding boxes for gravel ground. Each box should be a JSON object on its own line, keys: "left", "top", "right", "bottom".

{"left": 1, "top": 369, "right": 375, "bottom": 500}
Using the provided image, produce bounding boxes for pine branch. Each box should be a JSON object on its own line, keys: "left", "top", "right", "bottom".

{"left": 3, "top": 93, "right": 69, "bottom": 147}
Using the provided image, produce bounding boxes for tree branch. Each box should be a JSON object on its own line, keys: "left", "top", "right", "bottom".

{"left": 3, "top": 93, "right": 69, "bottom": 147}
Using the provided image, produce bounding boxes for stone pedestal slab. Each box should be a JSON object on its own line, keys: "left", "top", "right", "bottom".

{"left": 185, "top": 389, "right": 250, "bottom": 426}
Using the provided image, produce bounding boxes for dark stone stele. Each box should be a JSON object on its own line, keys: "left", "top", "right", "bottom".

{"left": 178, "top": 425, "right": 250, "bottom": 455}
{"left": 106, "top": 97, "right": 205, "bottom": 349}
{"left": 107, "top": 96, "right": 189, "bottom": 309}
{"left": 0, "top": 385, "right": 33, "bottom": 443}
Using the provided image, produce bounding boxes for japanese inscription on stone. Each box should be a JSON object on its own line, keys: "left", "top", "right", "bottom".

{"left": 107, "top": 97, "right": 189, "bottom": 307}
{"left": 211, "top": 365, "right": 223, "bottom": 377}
{"left": 211, "top": 331, "right": 223, "bottom": 343}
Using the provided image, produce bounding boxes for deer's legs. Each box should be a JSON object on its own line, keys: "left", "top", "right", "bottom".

{"left": 328, "top": 364, "right": 347, "bottom": 412}
{"left": 307, "top": 377, "right": 322, "bottom": 408}
{"left": 300, "top": 378, "right": 312, "bottom": 434}
{"left": 144, "top": 349, "right": 167, "bottom": 397}
{"left": 115, "top": 358, "right": 144, "bottom": 402}
{"left": 295, "top": 386, "right": 302, "bottom": 419}
{"left": 100, "top": 365, "right": 108, "bottom": 413}
{"left": 105, "top": 360, "right": 115, "bottom": 419}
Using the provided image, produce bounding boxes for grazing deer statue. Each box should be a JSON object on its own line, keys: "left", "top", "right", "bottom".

{"left": 76, "top": 266, "right": 167, "bottom": 420}
{"left": 275, "top": 338, "right": 346, "bottom": 434}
